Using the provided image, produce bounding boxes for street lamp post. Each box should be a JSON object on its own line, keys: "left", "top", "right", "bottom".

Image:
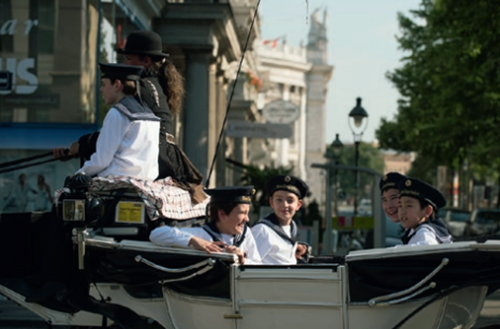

{"left": 324, "top": 134, "right": 343, "bottom": 255}
{"left": 331, "top": 134, "right": 343, "bottom": 218}
{"left": 348, "top": 97, "right": 368, "bottom": 217}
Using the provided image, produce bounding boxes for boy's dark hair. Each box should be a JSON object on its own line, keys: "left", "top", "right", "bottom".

{"left": 417, "top": 199, "right": 436, "bottom": 219}
{"left": 209, "top": 203, "right": 239, "bottom": 222}
{"left": 106, "top": 78, "right": 137, "bottom": 96}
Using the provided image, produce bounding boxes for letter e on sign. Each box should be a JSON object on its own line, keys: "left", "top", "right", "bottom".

{"left": 0, "top": 71, "right": 13, "bottom": 91}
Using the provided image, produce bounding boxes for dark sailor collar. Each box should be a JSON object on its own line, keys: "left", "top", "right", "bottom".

{"left": 257, "top": 213, "right": 297, "bottom": 245}
{"left": 114, "top": 96, "right": 161, "bottom": 122}
{"left": 401, "top": 217, "right": 452, "bottom": 244}
{"left": 202, "top": 221, "right": 247, "bottom": 248}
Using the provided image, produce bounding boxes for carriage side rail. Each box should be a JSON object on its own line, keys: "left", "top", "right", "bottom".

{"left": 368, "top": 257, "right": 449, "bottom": 307}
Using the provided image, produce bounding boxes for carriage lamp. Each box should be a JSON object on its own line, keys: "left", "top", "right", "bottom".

{"left": 57, "top": 173, "right": 103, "bottom": 224}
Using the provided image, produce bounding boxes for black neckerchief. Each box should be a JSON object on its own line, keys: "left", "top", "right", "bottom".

{"left": 402, "top": 217, "right": 453, "bottom": 244}
{"left": 401, "top": 228, "right": 412, "bottom": 244}
{"left": 256, "top": 213, "right": 297, "bottom": 246}
{"left": 202, "top": 221, "right": 247, "bottom": 247}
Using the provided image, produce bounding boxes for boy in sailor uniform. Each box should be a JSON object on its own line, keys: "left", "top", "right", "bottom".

{"left": 149, "top": 186, "right": 262, "bottom": 264}
{"left": 251, "top": 175, "right": 310, "bottom": 264}
{"left": 398, "top": 177, "right": 453, "bottom": 245}
{"left": 76, "top": 63, "right": 160, "bottom": 180}
{"left": 379, "top": 172, "right": 406, "bottom": 223}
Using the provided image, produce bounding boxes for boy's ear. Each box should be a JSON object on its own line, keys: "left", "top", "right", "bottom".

{"left": 425, "top": 205, "right": 433, "bottom": 218}
{"left": 112, "top": 79, "right": 122, "bottom": 90}
{"left": 297, "top": 199, "right": 303, "bottom": 210}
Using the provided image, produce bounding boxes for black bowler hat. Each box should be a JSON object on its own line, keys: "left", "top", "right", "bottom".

{"left": 379, "top": 172, "right": 406, "bottom": 193}
{"left": 205, "top": 186, "right": 255, "bottom": 204}
{"left": 99, "top": 63, "right": 143, "bottom": 81}
{"left": 266, "top": 175, "right": 309, "bottom": 199}
{"left": 117, "top": 30, "right": 169, "bottom": 58}
{"left": 398, "top": 178, "right": 446, "bottom": 211}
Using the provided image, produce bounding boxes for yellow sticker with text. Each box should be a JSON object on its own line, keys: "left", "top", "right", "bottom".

{"left": 115, "top": 201, "right": 145, "bottom": 224}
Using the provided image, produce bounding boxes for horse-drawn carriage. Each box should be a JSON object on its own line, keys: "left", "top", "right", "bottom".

{"left": 0, "top": 173, "right": 499, "bottom": 329}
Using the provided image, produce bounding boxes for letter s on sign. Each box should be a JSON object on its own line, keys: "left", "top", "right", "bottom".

{"left": 16, "top": 58, "right": 38, "bottom": 94}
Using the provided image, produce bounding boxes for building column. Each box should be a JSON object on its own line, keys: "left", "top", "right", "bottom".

{"left": 183, "top": 51, "right": 216, "bottom": 182}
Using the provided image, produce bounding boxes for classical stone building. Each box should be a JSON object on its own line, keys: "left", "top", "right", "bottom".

{"left": 305, "top": 9, "right": 333, "bottom": 204}
{"left": 256, "top": 8, "right": 332, "bottom": 205}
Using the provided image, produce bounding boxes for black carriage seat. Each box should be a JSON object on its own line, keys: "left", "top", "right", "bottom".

{"left": 90, "top": 188, "right": 205, "bottom": 241}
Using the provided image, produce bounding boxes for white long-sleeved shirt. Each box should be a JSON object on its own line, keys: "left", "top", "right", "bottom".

{"left": 149, "top": 225, "right": 262, "bottom": 264}
{"left": 77, "top": 107, "right": 159, "bottom": 180}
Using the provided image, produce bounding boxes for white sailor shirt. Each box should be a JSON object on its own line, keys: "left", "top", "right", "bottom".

{"left": 77, "top": 106, "right": 159, "bottom": 180}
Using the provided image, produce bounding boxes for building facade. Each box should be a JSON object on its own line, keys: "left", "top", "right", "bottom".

{"left": 0, "top": 0, "right": 262, "bottom": 212}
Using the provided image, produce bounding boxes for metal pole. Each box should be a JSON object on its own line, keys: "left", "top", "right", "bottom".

{"left": 334, "top": 161, "right": 339, "bottom": 220}
{"left": 354, "top": 140, "right": 360, "bottom": 217}
{"left": 324, "top": 164, "right": 332, "bottom": 255}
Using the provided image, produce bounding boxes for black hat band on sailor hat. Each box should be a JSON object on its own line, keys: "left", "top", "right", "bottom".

{"left": 99, "top": 63, "right": 144, "bottom": 81}
{"left": 205, "top": 186, "right": 255, "bottom": 204}
{"left": 266, "top": 175, "right": 309, "bottom": 199}
{"left": 379, "top": 172, "right": 406, "bottom": 192}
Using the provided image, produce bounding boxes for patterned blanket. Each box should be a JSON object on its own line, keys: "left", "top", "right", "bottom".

{"left": 56, "top": 176, "right": 209, "bottom": 221}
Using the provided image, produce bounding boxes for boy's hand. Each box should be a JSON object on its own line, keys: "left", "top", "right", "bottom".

{"left": 188, "top": 237, "right": 225, "bottom": 253}
{"left": 224, "top": 245, "right": 245, "bottom": 264}
{"left": 295, "top": 243, "right": 308, "bottom": 260}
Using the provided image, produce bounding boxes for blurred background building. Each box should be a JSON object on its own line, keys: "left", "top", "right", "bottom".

{"left": 0, "top": 0, "right": 334, "bottom": 214}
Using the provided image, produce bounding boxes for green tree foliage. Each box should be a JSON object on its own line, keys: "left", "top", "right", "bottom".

{"left": 377, "top": 0, "right": 500, "bottom": 183}
{"left": 231, "top": 159, "right": 293, "bottom": 214}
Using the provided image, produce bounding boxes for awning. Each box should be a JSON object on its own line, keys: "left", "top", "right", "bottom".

{"left": 0, "top": 124, "right": 100, "bottom": 150}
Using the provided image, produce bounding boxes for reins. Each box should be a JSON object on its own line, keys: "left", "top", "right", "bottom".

{"left": 204, "top": 0, "right": 262, "bottom": 187}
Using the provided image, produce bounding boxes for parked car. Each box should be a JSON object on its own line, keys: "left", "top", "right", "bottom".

{"left": 463, "top": 208, "right": 500, "bottom": 238}
{"left": 385, "top": 214, "right": 404, "bottom": 247}
{"left": 440, "top": 207, "right": 471, "bottom": 238}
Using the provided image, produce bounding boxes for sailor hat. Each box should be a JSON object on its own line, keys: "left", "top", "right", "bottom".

{"left": 379, "top": 172, "right": 406, "bottom": 193}
{"left": 99, "top": 63, "right": 144, "bottom": 81}
{"left": 398, "top": 177, "right": 446, "bottom": 211}
{"left": 266, "top": 175, "right": 309, "bottom": 199}
{"left": 205, "top": 186, "right": 255, "bottom": 204}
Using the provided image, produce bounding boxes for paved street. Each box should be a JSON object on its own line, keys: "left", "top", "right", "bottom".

{"left": 1, "top": 291, "right": 500, "bottom": 328}
{"left": 473, "top": 291, "right": 500, "bottom": 328}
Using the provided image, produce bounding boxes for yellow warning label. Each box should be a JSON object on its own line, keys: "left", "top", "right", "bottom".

{"left": 115, "top": 201, "right": 145, "bottom": 223}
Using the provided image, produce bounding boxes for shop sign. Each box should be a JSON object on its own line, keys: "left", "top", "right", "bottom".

{"left": 226, "top": 120, "right": 292, "bottom": 139}
{"left": 262, "top": 100, "right": 300, "bottom": 124}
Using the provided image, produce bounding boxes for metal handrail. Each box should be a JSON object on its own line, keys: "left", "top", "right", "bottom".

{"left": 134, "top": 255, "right": 215, "bottom": 274}
{"left": 368, "top": 258, "right": 449, "bottom": 307}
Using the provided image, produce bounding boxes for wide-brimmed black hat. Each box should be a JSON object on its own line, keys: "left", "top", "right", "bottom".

{"left": 117, "top": 30, "right": 169, "bottom": 58}
{"left": 379, "top": 172, "right": 406, "bottom": 193}
{"left": 266, "top": 175, "right": 309, "bottom": 199}
{"left": 205, "top": 186, "right": 255, "bottom": 204}
{"left": 99, "top": 63, "right": 143, "bottom": 81}
{"left": 398, "top": 177, "right": 446, "bottom": 211}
